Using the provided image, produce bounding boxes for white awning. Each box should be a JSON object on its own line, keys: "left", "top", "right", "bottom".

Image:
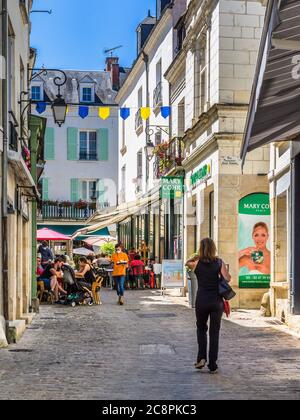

{"left": 72, "top": 195, "right": 160, "bottom": 239}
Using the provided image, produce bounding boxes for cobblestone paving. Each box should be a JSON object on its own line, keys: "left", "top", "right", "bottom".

{"left": 0, "top": 290, "right": 300, "bottom": 400}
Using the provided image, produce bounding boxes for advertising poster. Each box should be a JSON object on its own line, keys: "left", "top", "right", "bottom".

{"left": 162, "top": 260, "right": 184, "bottom": 288}
{"left": 238, "top": 193, "right": 271, "bottom": 289}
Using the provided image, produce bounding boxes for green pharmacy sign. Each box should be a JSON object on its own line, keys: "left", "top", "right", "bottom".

{"left": 238, "top": 193, "right": 271, "bottom": 289}
{"left": 160, "top": 177, "right": 184, "bottom": 200}
{"left": 190, "top": 163, "right": 211, "bottom": 188}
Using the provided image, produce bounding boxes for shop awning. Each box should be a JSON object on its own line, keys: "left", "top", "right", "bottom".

{"left": 37, "top": 224, "right": 110, "bottom": 241}
{"left": 241, "top": 0, "right": 300, "bottom": 162}
{"left": 73, "top": 195, "right": 160, "bottom": 239}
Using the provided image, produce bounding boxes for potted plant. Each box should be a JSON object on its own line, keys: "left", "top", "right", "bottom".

{"left": 59, "top": 201, "right": 73, "bottom": 208}
{"left": 74, "top": 200, "right": 88, "bottom": 210}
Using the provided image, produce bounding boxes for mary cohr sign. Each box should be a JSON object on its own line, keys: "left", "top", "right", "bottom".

{"left": 160, "top": 177, "right": 184, "bottom": 199}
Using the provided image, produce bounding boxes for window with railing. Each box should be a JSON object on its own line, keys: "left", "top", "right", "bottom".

{"left": 38, "top": 200, "right": 109, "bottom": 221}
{"left": 153, "top": 137, "right": 185, "bottom": 179}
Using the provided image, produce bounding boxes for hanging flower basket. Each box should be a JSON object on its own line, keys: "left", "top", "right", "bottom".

{"left": 74, "top": 200, "right": 88, "bottom": 209}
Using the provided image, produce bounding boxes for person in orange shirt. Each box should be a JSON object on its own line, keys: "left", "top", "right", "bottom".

{"left": 111, "top": 244, "right": 129, "bottom": 305}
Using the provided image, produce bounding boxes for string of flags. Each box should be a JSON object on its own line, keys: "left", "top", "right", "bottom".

{"left": 35, "top": 102, "right": 172, "bottom": 121}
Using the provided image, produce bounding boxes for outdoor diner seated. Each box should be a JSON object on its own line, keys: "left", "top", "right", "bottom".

{"left": 76, "top": 257, "right": 96, "bottom": 285}
{"left": 38, "top": 257, "right": 67, "bottom": 302}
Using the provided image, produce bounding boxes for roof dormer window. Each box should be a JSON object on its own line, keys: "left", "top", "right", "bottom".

{"left": 82, "top": 87, "right": 92, "bottom": 102}
{"left": 31, "top": 82, "right": 44, "bottom": 101}
{"left": 79, "top": 76, "right": 96, "bottom": 103}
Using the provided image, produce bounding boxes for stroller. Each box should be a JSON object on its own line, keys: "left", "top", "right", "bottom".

{"left": 62, "top": 265, "right": 94, "bottom": 307}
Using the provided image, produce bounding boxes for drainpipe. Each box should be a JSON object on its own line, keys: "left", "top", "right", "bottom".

{"left": 142, "top": 51, "right": 150, "bottom": 190}
{"left": 1, "top": 0, "right": 9, "bottom": 323}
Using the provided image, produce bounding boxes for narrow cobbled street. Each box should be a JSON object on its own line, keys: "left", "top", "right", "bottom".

{"left": 0, "top": 290, "right": 299, "bottom": 401}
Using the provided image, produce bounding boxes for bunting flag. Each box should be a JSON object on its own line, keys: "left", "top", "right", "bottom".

{"left": 66, "top": 106, "right": 69, "bottom": 115}
{"left": 140, "top": 107, "right": 151, "bottom": 120}
{"left": 161, "top": 106, "right": 171, "bottom": 119}
{"left": 36, "top": 102, "right": 46, "bottom": 114}
{"left": 35, "top": 102, "right": 174, "bottom": 121}
{"left": 79, "top": 106, "right": 89, "bottom": 119}
{"left": 99, "top": 107, "right": 110, "bottom": 120}
{"left": 120, "top": 107, "right": 130, "bottom": 120}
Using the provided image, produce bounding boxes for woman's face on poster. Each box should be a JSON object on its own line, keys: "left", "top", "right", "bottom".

{"left": 252, "top": 227, "right": 269, "bottom": 250}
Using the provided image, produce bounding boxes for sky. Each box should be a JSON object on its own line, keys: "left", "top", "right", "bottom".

{"left": 30, "top": 0, "right": 157, "bottom": 70}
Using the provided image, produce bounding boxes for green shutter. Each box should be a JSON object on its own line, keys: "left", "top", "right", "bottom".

{"left": 42, "top": 178, "right": 49, "bottom": 201}
{"left": 44, "top": 127, "right": 55, "bottom": 160}
{"left": 67, "top": 128, "right": 78, "bottom": 161}
{"left": 71, "top": 179, "right": 79, "bottom": 202}
{"left": 97, "top": 128, "right": 109, "bottom": 161}
{"left": 97, "top": 179, "right": 105, "bottom": 205}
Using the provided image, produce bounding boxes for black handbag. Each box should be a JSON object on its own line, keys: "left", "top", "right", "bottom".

{"left": 218, "top": 259, "right": 236, "bottom": 301}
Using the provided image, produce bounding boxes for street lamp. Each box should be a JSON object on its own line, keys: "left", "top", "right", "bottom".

{"left": 51, "top": 94, "right": 67, "bottom": 127}
{"left": 19, "top": 68, "right": 68, "bottom": 139}
{"left": 145, "top": 141, "right": 155, "bottom": 162}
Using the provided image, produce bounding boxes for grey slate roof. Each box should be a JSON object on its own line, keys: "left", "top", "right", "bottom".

{"left": 36, "top": 69, "right": 130, "bottom": 105}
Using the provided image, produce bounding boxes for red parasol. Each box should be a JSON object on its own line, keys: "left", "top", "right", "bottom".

{"left": 37, "top": 228, "right": 71, "bottom": 241}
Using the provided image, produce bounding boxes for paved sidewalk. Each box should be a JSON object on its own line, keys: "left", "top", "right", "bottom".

{"left": 0, "top": 290, "right": 299, "bottom": 400}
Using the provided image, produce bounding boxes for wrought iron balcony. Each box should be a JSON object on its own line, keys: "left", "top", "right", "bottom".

{"left": 153, "top": 137, "right": 185, "bottom": 179}
{"left": 135, "top": 110, "right": 143, "bottom": 133}
{"left": 38, "top": 201, "right": 110, "bottom": 221}
{"left": 153, "top": 82, "right": 163, "bottom": 109}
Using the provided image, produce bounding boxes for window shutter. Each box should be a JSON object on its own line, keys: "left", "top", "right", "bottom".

{"left": 71, "top": 179, "right": 79, "bottom": 202}
{"left": 44, "top": 127, "right": 55, "bottom": 160}
{"left": 97, "top": 179, "right": 105, "bottom": 205}
{"left": 97, "top": 128, "right": 109, "bottom": 161}
{"left": 42, "top": 178, "right": 49, "bottom": 201}
{"left": 67, "top": 128, "right": 78, "bottom": 161}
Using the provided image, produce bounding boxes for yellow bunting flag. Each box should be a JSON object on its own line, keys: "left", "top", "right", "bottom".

{"left": 99, "top": 107, "right": 110, "bottom": 120}
{"left": 140, "top": 107, "right": 151, "bottom": 120}
{"left": 66, "top": 106, "right": 69, "bottom": 115}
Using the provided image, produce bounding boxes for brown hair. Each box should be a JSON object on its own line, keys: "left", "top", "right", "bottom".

{"left": 252, "top": 222, "right": 269, "bottom": 235}
{"left": 79, "top": 257, "right": 88, "bottom": 264}
{"left": 198, "top": 238, "right": 218, "bottom": 263}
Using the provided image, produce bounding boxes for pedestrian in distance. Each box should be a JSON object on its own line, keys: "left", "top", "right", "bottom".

{"left": 186, "top": 238, "right": 231, "bottom": 374}
{"left": 130, "top": 254, "right": 145, "bottom": 289}
{"left": 111, "top": 245, "right": 129, "bottom": 305}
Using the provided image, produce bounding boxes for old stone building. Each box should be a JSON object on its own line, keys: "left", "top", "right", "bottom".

{"left": 165, "top": 0, "right": 270, "bottom": 308}
{"left": 0, "top": 0, "right": 46, "bottom": 346}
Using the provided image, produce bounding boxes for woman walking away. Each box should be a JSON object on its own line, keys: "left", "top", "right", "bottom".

{"left": 186, "top": 238, "right": 231, "bottom": 374}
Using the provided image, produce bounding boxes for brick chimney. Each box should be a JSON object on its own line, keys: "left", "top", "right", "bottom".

{"left": 105, "top": 57, "right": 120, "bottom": 91}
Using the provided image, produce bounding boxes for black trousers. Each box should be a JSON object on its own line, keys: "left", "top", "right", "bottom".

{"left": 195, "top": 298, "right": 224, "bottom": 369}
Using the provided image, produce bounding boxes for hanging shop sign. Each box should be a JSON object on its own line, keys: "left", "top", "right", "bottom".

{"left": 238, "top": 193, "right": 271, "bottom": 289}
{"left": 162, "top": 260, "right": 185, "bottom": 289}
{"left": 190, "top": 162, "right": 211, "bottom": 189}
{"left": 160, "top": 177, "right": 184, "bottom": 200}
